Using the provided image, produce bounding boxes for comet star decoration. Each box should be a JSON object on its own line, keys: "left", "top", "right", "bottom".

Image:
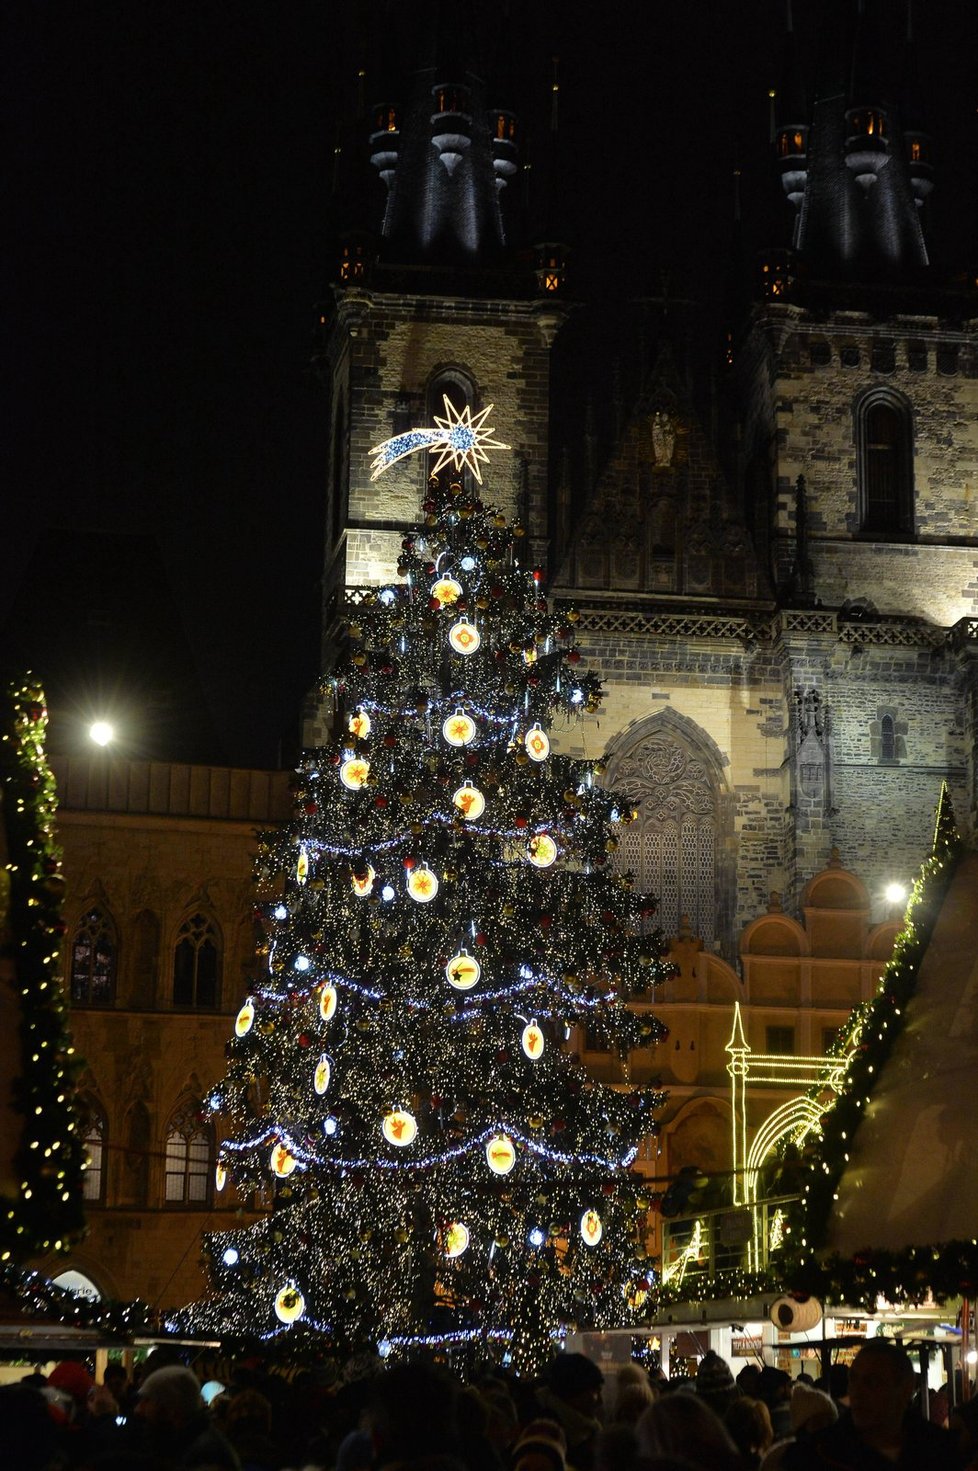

{"left": 370, "top": 397, "right": 509, "bottom": 484}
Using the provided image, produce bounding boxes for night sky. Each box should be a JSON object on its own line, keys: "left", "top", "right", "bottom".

{"left": 4, "top": 3, "right": 977, "bottom": 767}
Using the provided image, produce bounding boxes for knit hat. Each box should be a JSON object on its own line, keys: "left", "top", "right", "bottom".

{"left": 758, "top": 1365, "right": 791, "bottom": 1403}
{"left": 512, "top": 1418, "right": 567, "bottom": 1471}
{"left": 47, "top": 1361, "right": 93, "bottom": 1407}
{"left": 695, "top": 1351, "right": 736, "bottom": 1398}
{"left": 790, "top": 1383, "right": 838, "bottom": 1433}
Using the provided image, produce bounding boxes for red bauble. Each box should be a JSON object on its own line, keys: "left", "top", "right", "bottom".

{"left": 539, "top": 915, "right": 552, "bottom": 929}
{"left": 403, "top": 857, "right": 417, "bottom": 870}
{"left": 474, "top": 932, "right": 487, "bottom": 946}
{"left": 298, "top": 1033, "right": 311, "bottom": 1048}
{"left": 375, "top": 796, "right": 388, "bottom": 809}
{"left": 602, "top": 1181, "right": 615, "bottom": 1196}
{"left": 429, "top": 596, "right": 441, "bottom": 610}
{"left": 383, "top": 735, "right": 398, "bottom": 748}
{"left": 304, "top": 801, "right": 318, "bottom": 815}
{"left": 567, "top": 650, "right": 581, "bottom": 664}
{"left": 497, "top": 1048, "right": 510, "bottom": 1064}
{"left": 514, "top": 816, "right": 528, "bottom": 829}
{"left": 552, "top": 1118, "right": 566, "bottom": 1132}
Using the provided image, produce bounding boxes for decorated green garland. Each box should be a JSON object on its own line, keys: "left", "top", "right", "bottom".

{"left": 0, "top": 677, "right": 87, "bottom": 1259}
{"left": 783, "top": 784, "right": 978, "bottom": 1308}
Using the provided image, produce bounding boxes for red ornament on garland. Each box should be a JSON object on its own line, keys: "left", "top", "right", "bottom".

{"left": 403, "top": 857, "right": 417, "bottom": 870}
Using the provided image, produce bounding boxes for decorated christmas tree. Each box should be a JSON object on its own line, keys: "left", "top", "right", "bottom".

{"left": 189, "top": 410, "right": 671, "bottom": 1371}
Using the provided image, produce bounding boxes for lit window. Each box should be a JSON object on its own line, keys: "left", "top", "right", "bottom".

{"left": 80, "top": 1101, "right": 107, "bottom": 1204}
{"left": 69, "top": 909, "right": 116, "bottom": 1006}
{"left": 173, "top": 913, "right": 221, "bottom": 1009}
{"left": 164, "top": 1103, "right": 212, "bottom": 1206}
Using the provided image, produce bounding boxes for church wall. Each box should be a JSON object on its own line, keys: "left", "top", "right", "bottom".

{"left": 553, "top": 632, "right": 792, "bottom": 954}
{"left": 743, "top": 310, "right": 978, "bottom": 622}
{"left": 336, "top": 294, "right": 553, "bottom": 588}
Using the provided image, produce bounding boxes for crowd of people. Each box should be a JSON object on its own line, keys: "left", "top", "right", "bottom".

{"left": 1, "top": 1338, "right": 976, "bottom": 1471}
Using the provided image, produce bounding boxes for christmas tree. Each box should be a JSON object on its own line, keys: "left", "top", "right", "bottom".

{"left": 189, "top": 414, "right": 671, "bottom": 1371}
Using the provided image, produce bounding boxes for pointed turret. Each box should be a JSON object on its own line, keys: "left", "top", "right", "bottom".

{"left": 774, "top": 1, "right": 809, "bottom": 227}
{"left": 899, "top": 2, "right": 934, "bottom": 210}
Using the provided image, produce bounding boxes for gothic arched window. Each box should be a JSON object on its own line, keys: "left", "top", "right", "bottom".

{"left": 164, "top": 1101, "right": 212, "bottom": 1207}
{"left": 69, "top": 908, "right": 116, "bottom": 1006}
{"left": 79, "top": 1097, "right": 107, "bottom": 1204}
{"left": 856, "top": 389, "right": 914, "bottom": 535}
{"left": 607, "top": 718, "right": 727, "bottom": 951}
{"left": 173, "top": 913, "right": 221, "bottom": 1010}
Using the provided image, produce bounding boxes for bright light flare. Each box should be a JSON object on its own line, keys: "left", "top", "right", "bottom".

{"left": 884, "top": 883, "right": 907, "bottom": 905}
{"left": 89, "top": 720, "right": 114, "bottom": 746}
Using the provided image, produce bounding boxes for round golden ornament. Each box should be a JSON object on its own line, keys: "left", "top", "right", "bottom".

{"left": 270, "top": 1142, "right": 297, "bottom": 1178}
{"left": 348, "top": 707, "right": 371, "bottom": 739}
{"left": 448, "top": 619, "right": 481, "bottom": 655}
{"left": 382, "top": 1108, "right": 418, "bottom": 1147}
{"left": 521, "top": 1020, "right": 545, "bottom": 1059}
{"left": 446, "top": 949, "right": 481, "bottom": 991}
{"left": 274, "top": 1284, "right": 306, "bottom": 1324}
{"left": 351, "top": 865, "right": 376, "bottom": 897}
{"left": 235, "top": 998, "right": 255, "bottom": 1037}
{"left": 580, "top": 1208, "right": 603, "bottom": 1247}
{"left": 452, "top": 782, "right": 485, "bottom": 820}
{"left": 407, "top": 866, "right": 439, "bottom": 903}
{"left": 486, "top": 1133, "right": 517, "bottom": 1176}
{"left": 340, "top": 757, "right": 370, "bottom": 790}
{"left": 442, "top": 709, "right": 477, "bottom": 747}
{"left": 527, "top": 833, "right": 558, "bottom": 869}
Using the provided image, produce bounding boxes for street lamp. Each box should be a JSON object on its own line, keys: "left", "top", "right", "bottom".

{"left": 89, "top": 720, "right": 115, "bottom": 747}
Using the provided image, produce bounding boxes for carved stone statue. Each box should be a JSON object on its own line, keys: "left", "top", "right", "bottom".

{"left": 651, "top": 410, "right": 676, "bottom": 467}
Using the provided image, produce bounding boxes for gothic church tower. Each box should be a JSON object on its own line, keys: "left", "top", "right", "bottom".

{"left": 313, "top": 4, "right": 566, "bottom": 739}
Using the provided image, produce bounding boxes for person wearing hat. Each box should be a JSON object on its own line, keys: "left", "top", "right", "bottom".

{"left": 512, "top": 1418, "right": 568, "bottom": 1471}
{"left": 535, "top": 1354, "right": 604, "bottom": 1471}
{"left": 128, "top": 1364, "right": 241, "bottom": 1468}
{"left": 757, "top": 1366, "right": 792, "bottom": 1441}
{"left": 695, "top": 1351, "right": 739, "bottom": 1418}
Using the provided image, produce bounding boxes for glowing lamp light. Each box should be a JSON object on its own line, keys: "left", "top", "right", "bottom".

{"left": 528, "top": 1227, "right": 546, "bottom": 1248}
{"left": 527, "top": 833, "right": 558, "bottom": 868}
{"left": 381, "top": 884, "right": 396, "bottom": 901}
{"left": 378, "top": 1339, "right": 393, "bottom": 1359}
{"left": 570, "top": 688, "right": 585, "bottom": 706}
{"left": 407, "top": 866, "right": 439, "bottom": 903}
{"left": 431, "top": 576, "right": 463, "bottom": 607}
{"left": 524, "top": 725, "right": 550, "bottom": 762}
{"left": 580, "top": 1209, "right": 603, "bottom": 1247}
{"left": 215, "top": 1162, "right": 228, "bottom": 1193}
{"left": 314, "top": 1054, "right": 331, "bottom": 1095}
{"left": 221, "top": 1246, "right": 238, "bottom": 1266}
{"left": 461, "top": 556, "right": 476, "bottom": 571}
{"left": 340, "top": 757, "right": 370, "bottom": 790}
{"left": 351, "top": 865, "right": 376, "bottom": 897}
{"left": 378, "top": 586, "right": 397, "bottom": 606}
{"left": 348, "top": 707, "right": 372, "bottom": 739}
{"left": 89, "top": 720, "right": 114, "bottom": 747}
{"left": 270, "top": 1142, "right": 297, "bottom": 1178}
{"left": 442, "top": 709, "right": 477, "bottom": 747}
{"left": 486, "top": 1133, "right": 517, "bottom": 1176}
{"left": 885, "top": 882, "right": 907, "bottom": 905}
{"left": 319, "top": 985, "right": 338, "bottom": 1022}
{"left": 323, "top": 1116, "right": 338, "bottom": 1136}
{"left": 521, "top": 1020, "right": 545, "bottom": 1059}
{"left": 382, "top": 1108, "right": 418, "bottom": 1147}
{"left": 294, "top": 954, "right": 311, "bottom": 972}
{"left": 234, "top": 998, "right": 255, "bottom": 1037}
{"left": 448, "top": 618, "right": 481, "bottom": 655}
{"left": 443, "top": 1221, "right": 470, "bottom": 1258}
{"left": 452, "top": 783, "right": 485, "bottom": 820}
{"left": 273, "top": 904, "right": 288, "bottom": 921}
{"left": 446, "top": 950, "right": 481, "bottom": 991}
{"left": 274, "top": 1284, "right": 306, "bottom": 1325}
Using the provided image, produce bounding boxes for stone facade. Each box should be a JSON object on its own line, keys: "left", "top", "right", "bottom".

{"left": 36, "top": 757, "right": 291, "bottom": 1307}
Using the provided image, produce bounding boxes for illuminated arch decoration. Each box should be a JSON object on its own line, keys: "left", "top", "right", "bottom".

{"left": 369, "top": 396, "right": 509, "bottom": 484}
